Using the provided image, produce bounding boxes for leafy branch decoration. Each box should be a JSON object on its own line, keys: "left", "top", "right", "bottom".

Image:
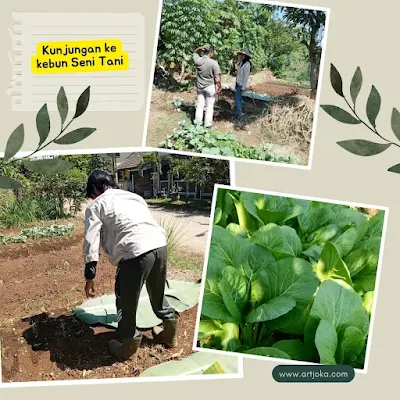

{"left": 0, "top": 86, "right": 96, "bottom": 189}
{"left": 321, "top": 64, "right": 400, "bottom": 174}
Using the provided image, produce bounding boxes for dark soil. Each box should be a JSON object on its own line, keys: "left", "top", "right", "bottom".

{"left": 0, "top": 229, "right": 200, "bottom": 383}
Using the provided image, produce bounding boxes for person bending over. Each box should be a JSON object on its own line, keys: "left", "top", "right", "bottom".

{"left": 83, "top": 170, "right": 178, "bottom": 361}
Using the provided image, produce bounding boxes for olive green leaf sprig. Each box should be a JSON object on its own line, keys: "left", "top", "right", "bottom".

{"left": 320, "top": 64, "right": 400, "bottom": 174}
{"left": 0, "top": 86, "right": 96, "bottom": 189}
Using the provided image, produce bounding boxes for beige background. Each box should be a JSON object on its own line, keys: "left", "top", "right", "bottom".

{"left": 1, "top": 0, "right": 399, "bottom": 398}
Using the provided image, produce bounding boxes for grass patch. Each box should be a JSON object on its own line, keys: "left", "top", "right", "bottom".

{"left": 169, "top": 248, "right": 204, "bottom": 272}
{"left": 147, "top": 198, "right": 211, "bottom": 213}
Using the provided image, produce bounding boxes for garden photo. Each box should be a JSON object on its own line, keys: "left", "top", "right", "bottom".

{"left": 145, "top": 0, "right": 329, "bottom": 166}
{"left": 195, "top": 185, "right": 387, "bottom": 371}
{"left": 0, "top": 151, "right": 241, "bottom": 383}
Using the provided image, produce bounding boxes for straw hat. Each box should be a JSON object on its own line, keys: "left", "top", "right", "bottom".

{"left": 237, "top": 49, "right": 251, "bottom": 58}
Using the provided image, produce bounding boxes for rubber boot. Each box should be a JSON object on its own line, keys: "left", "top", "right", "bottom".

{"left": 108, "top": 334, "right": 142, "bottom": 361}
{"left": 152, "top": 314, "right": 179, "bottom": 348}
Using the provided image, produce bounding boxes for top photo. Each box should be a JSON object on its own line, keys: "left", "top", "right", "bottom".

{"left": 144, "top": 0, "right": 330, "bottom": 167}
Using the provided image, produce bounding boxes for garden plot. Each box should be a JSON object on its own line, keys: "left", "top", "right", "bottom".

{"left": 0, "top": 223, "right": 237, "bottom": 382}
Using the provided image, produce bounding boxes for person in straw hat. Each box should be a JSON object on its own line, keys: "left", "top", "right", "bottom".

{"left": 233, "top": 49, "right": 252, "bottom": 121}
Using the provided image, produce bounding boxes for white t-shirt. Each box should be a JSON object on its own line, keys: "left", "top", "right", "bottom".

{"left": 83, "top": 188, "right": 167, "bottom": 266}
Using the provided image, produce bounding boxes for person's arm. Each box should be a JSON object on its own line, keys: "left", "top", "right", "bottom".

{"left": 83, "top": 205, "right": 103, "bottom": 297}
{"left": 241, "top": 63, "right": 251, "bottom": 92}
{"left": 193, "top": 45, "right": 207, "bottom": 63}
{"left": 215, "top": 75, "right": 222, "bottom": 93}
{"left": 213, "top": 62, "right": 222, "bottom": 93}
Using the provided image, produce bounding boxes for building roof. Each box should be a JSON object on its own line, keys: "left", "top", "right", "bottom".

{"left": 117, "top": 151, "right": 178, "bottom": 171}
{"left": 117, "top": 153, "right": 142, "bottom": 170}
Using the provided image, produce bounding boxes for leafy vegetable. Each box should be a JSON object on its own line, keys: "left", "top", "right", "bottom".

{"left": 0, "top": 224, "right": 74, "bottom": 245}
{"left": 198, "top": 188, "right": 385, "bottom": 369}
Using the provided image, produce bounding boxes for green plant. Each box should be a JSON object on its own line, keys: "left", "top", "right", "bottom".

{"left": 321, "top": 64, "right": 400, "bottom": 174}
{"left": 198, "top": 188, "right": 385, "bottom": 369}
{"left": 0, "top": 224, "right": 74, "bottom": 245}
{"left": 154, "top": 213, "right": 189, "bottom": 255}
{"left": 159, "top": 120, "right": 299, "bottom": 164}
{"left": 0, "top": 197, "right": 64, "bottom": 228}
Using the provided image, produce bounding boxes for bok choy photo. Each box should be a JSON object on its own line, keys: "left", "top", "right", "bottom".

{"left": 195, "top": 186, "right": 387, "bottom": 370}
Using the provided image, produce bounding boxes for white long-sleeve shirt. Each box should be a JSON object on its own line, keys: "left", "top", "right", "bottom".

{"left": 83, "top": 188, "right": 167, "bottom": 267}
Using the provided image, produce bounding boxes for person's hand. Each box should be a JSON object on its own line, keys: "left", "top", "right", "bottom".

{"left": 85, "top": 279, "right": 95, "bottom": 298}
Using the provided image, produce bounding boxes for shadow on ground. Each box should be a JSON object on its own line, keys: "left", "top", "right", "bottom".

{"left": 21, "top": 313, "right": 160, "bottom": 371}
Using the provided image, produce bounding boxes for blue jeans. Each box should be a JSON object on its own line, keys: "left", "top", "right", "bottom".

{"left": 235, "top": 84, "right": 243, "bottom": 120}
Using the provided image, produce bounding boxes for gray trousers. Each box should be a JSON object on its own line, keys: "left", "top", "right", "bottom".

{"left": 115, "top": 246, "right": 176, "bottom": 339}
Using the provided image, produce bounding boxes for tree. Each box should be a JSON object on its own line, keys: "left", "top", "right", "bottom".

{"left": 171, "top": 156, "right": 230, "bottom": 189}
{"left": 281, "top": 8, "right": 326, "bottom": 93}
{"left": 158, "top": 0, "right": 215, "bottom": 81}
{"left": 90, "top": 154, "right": 114, "bottom": 175}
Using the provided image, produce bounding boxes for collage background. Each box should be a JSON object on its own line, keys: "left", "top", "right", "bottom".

{"left": 1, "top": 0, "right": 399, "bottom": 398}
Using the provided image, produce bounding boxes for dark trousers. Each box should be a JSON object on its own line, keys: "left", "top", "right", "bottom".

{"left": 115, "top": 246, "right": 175, "bottom": 339}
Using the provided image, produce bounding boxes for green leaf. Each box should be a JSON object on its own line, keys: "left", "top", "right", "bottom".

{"left": 344, "top": 249, "right": 377, "bottom": 277}
{"left": 388, "top": 163, "right": 400, "bottom": 174}
{"left": 0, "top": 176, "right": 22, "bottom": 189}
{"left": 36, "top": 104, "right": 51, "bottom": 146}
{"left": 198, "top": 319, "right": 222, "bottom": 339}
{"left": 243, "top": 347, "right": 291, "bottom": 359}
{"left": 22, "top": 159, "right": 74, "bottom": 176}
{"left": 4, "top": 124, "right": 25, "bottom": 161}
{"left": 251, "top": 223, "right": 302, "bottom": 259}
{"left": 214, "top": 207, "right": 222, "bottom": 225}
{"left": 203, "top": 362, "right": 225, "bottom": 375}
{"left": 350, "top": 67, "right": 363, "bottom": 105}
{"left": 337, "top": 139, "right": 391, "bottom": 156}
{"left": 208, "top": 226, "right": 241, "bottom": 277}
{"left": 74, "top": 86, "right": 91, "bottom": 119}
{"left": 57, "top": 86, "right": 69, "bottom": 125}
{"left": 213, "top": 322, "right": 240, "bottom": 351}
{"left": 333, "top": 227, "right": 358, "bottom": 257}
{"left": 230, "top": 193, "right": 258, "bottom": 233}
{"left": 303, "top": 244, "right": 323, "bottom": 261}
{"left": 218, "top": 267, "right": 248, "bottom": 323}
{"left": 366, "top": 86, "right": 381, "bottom": 129}
{"left": 315, "top": 319, "right": 338, "bottom": 364}
{"left": 309, "top": 279, "right": 369, "bottom": 339}
{"left": 391, "top": 108, "right": 400, "bottom": 141}
{"left": 139, "top": 351, "right": 239, "bottom": 377}
{"left": 298, "top": 206, "right": 333, "bottom": 235}
{"left": 254, "top": 258, "right": 318, "bottom": 333}
{"left": 233, "top": 243, "right": 275, "bottom": 277}
{"left": 226, "top": 223, "right": 248, "bottom": 238}
{"left": 363, "top": 291, "right": 374, "bottom": 315}
{"left": 320, "top": 105, "right": 361, "bottom": 124}
{"left": 330, "top": 64, "right": 344, "bottom": 97}
{"left": 54, "top": 128, "right": 96, "bottom": 145}
{"left": 309, "top": 224, "right": 338, "bottom": 245}
{"left": 246, "top": 296, "right": 296, "bottom": 323}
{"left": 316, "top": 242, "right": 352, "bottom": 285}
{"left": 339, "top": 326, "right": 365, "bottom": 364}
{"left": 272, "top": 339, "right": 306, "bottom": 361}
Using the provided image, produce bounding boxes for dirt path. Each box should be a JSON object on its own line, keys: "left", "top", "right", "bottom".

{"left": 149, "top": 206, "right": 210, "bottom": 255}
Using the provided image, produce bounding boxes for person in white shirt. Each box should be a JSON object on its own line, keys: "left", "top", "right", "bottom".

{"left": 83, "top": 170, "right": 179, "bottom": 361}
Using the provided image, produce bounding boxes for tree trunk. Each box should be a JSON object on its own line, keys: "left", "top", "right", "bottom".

{"left": 178, "top": 61, "right": 186, "bottom": 82}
